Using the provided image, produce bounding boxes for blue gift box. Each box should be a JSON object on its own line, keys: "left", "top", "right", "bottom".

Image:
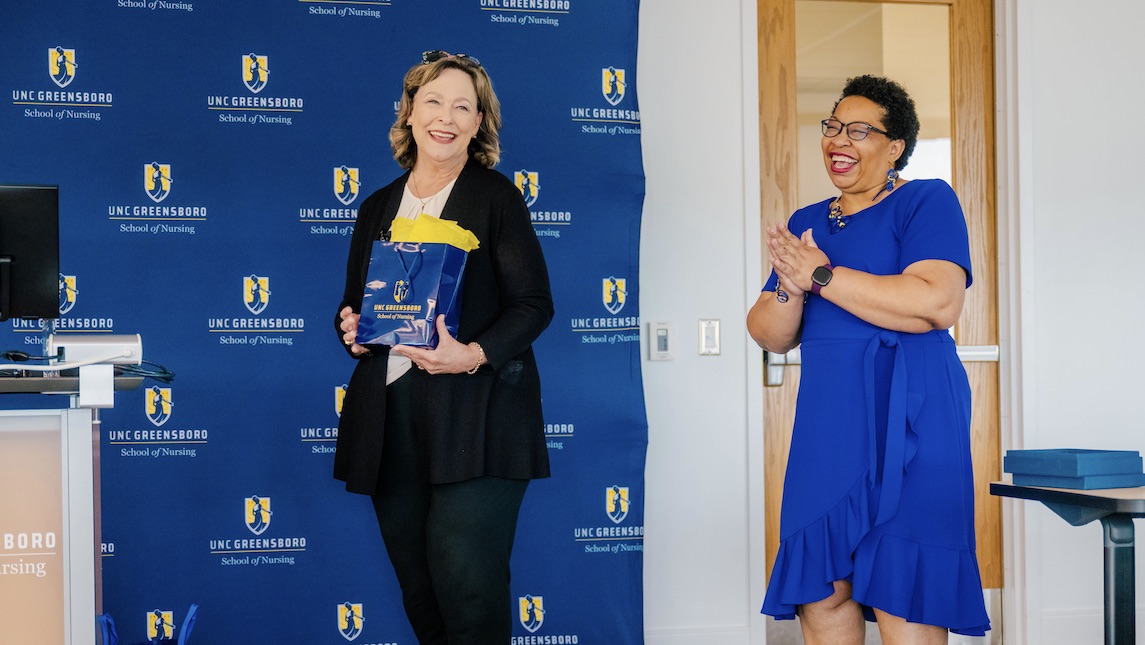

{"left": 1010, "top": 472, "right": 1145, "bottom": 490}
{"left": 1004, "top": 448, "right": 1143, "bottom": 477}
{"left": 1004, "top": 449, "right": 1145, "bottom": 489}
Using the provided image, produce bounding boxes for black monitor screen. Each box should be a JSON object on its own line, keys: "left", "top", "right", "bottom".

{"left": 0, "top": 184, "right": 60, "bottom": 321}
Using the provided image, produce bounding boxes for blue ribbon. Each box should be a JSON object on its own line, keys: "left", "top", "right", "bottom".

{"left": 863, "top": 330, "right": 914, "bottom": 527}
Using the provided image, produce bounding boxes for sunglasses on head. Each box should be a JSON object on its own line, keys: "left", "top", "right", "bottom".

{"left": 421, "top": 50, "right": 482, "bottom": 67}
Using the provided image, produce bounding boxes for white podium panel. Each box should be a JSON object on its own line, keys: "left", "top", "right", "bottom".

{"left": 0, "top": 409, "right": 95, "bottom": 645}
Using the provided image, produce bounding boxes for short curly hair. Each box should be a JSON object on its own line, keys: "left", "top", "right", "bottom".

{"left": 390, "top": 56, "right": 502, "bottom": 170}
{"left": 834, "top": 75, "right": 919, "bottom": 171}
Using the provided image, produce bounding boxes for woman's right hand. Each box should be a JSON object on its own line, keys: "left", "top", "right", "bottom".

{"left": 767, "top": 221, "right": 827, "bottom": 294}
{"left": 339, "top": 306, "right": 368, "bottom": 356}
{"left": 746, "top": 221, "right": 812, "bottom": 353}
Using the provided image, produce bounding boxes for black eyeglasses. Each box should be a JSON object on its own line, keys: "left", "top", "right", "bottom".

{"left": 421, "top": 50, "right": 482, "bottom": 68}
{"left": 821, "top": 118, "right": 889, "bottom": 141}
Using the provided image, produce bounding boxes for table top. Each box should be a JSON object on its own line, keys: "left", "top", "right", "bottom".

{"left": 991, "top": 479, "right": 1145, "bottom": 517}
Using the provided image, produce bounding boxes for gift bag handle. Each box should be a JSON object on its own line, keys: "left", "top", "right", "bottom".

{"left": 394, "top": 243, "right": 423, "bottom": 302}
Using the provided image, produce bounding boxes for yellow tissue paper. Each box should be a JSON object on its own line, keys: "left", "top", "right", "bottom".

{"left": 390, "top": 215, "right": 480, "bottom": 252}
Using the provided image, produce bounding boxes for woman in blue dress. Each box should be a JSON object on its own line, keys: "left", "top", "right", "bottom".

{"left": 747, "top": 75, "right": 990, "bottom": 643}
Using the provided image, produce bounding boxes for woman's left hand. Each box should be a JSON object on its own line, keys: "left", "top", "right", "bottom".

{"left": 392, "top": 315, "right": 484, "bottom": 375}
{"left": 768, "top": 221, "right": 830, "bottom": 292}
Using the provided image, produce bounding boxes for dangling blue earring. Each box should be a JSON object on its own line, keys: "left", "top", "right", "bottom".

{"left": 884, "top": 167, "right": 899, "bottom": 194}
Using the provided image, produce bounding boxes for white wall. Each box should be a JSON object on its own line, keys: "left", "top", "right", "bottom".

{"left": 638, "top": 1, "right": 764, "bottom": 643}
{"left": 1005, "top": 0, "right": 1145, "bottom": 642}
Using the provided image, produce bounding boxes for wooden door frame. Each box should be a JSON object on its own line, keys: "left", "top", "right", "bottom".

{"left": 756, "top": 0, "right": 1001, "bottom": 592}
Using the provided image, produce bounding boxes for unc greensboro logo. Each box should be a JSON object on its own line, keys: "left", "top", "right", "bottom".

{"left": 337, "top": 601, "right": 364, "bottom": 641}
{"left": 602, "top": 276, "right": 626, "bottom": 315}
{"left": 48, "top": 46, "right": 77, "bottom": 88}
{"left": 393, "top": 280, "right": 410, "bottom": 304}
{"left": 607, "top": 485, "right": 630, "bottom": 524}
{"left": 58, "top": 274, "right": 78, "bottom": 315}
{"left": 334, "top": 166, "right": 360, "bottom": 205}
{"left": 146, "top": 609, "right": 175, "bottom": 640}
{"left": 335, "top": 385, "right": 347, "bottom": 417}
{"left": 242, "top": 53, "right": 269, "bottom": 93}
{"left": 146, "top": 386, "right": 173, "bottom": 427}
{"left": 244, "top": 275, "right": 271, "bottom": 314}
{"left": 519, "top": 595, "right": 545, "bottom": 633}
{"left": 514, "top": 170, "right": 540, "bottom": 208}
{"left": 245, "top": 495, "right": 272, "bottom": 535}
{"left": 145, "top": 162, "right": 173, "bottom": 203}
{"left": 602, "top": 67, "right": 626, "bottom": 106}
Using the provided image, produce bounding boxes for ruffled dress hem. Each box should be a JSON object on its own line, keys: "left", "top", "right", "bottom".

{"left": 761, "top": 472, "right": 873, "bottom": 618}
{"left": 760, "top": 472, "right": 991, "bottom": 636}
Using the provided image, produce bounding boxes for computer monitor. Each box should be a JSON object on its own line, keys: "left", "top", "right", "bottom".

{"left": 0, "top": 184, "right": 60, "bottom": 321}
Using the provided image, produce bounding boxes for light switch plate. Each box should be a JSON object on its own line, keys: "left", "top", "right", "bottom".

{"left": 699, "top": 319, "right": 720, "bottom": 356}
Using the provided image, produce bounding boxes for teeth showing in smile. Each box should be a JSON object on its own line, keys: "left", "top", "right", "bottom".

{"left": 831, "top": 154, "right": 856, "bottom": 166}
{"left": 430, "top": 130, "right": 456, "bottom": 140}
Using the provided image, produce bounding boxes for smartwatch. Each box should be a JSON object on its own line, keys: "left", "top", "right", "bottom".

{"left": 810, "top": 264, "right": 834, "bottom": 296}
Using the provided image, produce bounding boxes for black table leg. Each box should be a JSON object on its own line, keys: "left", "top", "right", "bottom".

{"left": 1101, "top": 514, "right": 1135, "bottom": 645}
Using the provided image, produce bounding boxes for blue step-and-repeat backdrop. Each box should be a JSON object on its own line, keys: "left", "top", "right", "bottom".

{"left": 1, "top": 1, "right": 647, "bottom": 643}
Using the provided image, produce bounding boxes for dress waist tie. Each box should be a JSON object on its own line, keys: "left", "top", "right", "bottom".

{"left": 863, "top": 330, "right": 919, "bottom": 527}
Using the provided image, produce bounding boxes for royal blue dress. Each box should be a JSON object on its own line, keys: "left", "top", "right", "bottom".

{"left": 760, "top": 179, "right": 990, "bottom": 636}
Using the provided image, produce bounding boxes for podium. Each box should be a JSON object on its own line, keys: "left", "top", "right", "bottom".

{"left": 1, "top": 373, "right": 142, "bottom": 645}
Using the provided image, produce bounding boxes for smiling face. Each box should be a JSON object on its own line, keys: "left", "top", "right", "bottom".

{"left": 821, "top": 95, "right": 904, "bottom": 202}
{"left": 408, "top": 67, "right": 483, "bottom": 173}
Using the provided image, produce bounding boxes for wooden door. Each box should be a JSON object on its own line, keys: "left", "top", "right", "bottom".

{"left": 757, "top": 0, "right": 1001, "bottom": 591}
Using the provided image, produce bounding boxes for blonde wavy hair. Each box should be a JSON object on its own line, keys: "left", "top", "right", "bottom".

{"left": 390, "top": 55, "right": 502, "bottom": 170}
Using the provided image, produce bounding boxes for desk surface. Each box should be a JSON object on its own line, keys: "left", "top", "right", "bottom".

{"left": 991, "top": 480, "right": 1145, "bottom": 516}
{"left": 992, "top": 478, "right": 1144, "bottom": 644}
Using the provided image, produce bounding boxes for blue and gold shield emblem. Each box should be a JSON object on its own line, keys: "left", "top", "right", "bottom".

{"left": 393, "top": 279, "right": 410, "bottom": 304}
{"left": 146, "top": 609, "right": 175, "bottom": 640}
{"left": 145, "top": 162, "right": 173, "bottom": 203}
{"left": 335, "top": 385, "right": 347, "bottom": 418}
{"left": 245, "top": 495, "right": 272, "bottom": 536}
{"left": 48, "top": 46, "right": 76, "bottom": 88}
{"left": 334, "top": 166, "right": 360, "bottom": 206}
{"left": 602, "top": 276, "right": 626, "bottom": 315}
{"left": 243, "top": 274, "right": 271, "bottom": 315}
{"left": 514, "top": 170, "right": 540, "bottom": 208}
{"left": 607, "top": 485, "right": 630, "bottom": 524}
{"left": 602, "top": 66, "right": 626, "bottom": 106}
{"left": 58, "top": 274, "right": 78, "bottom": 315}
{"left": 242, "top": 53, "right": 270, "bottom": 94}
{"left": 337, "top": 602, "right": 364, "bottom": 641}
{"left": 146, "top": 386, "right": 173, "bottom": 427}
{"left": 518, "top": 595, "right": 545, "bottom": 633}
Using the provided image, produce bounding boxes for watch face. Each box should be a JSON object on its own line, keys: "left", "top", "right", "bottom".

{"left": 812, "top": 265, "right": 833, "bottom": 286}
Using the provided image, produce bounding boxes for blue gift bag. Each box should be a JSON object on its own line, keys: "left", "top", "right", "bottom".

{"left": 356, "top": 241, "right": 468, "bottom": 348}
{"left": 177, "top": 603, "right": 198, "bottom": 645}
{"left": 97, "top": 613, "right": 118, "bottom": 645}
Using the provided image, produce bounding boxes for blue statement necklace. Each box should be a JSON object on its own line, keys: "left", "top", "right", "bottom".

{"left": 827, "top": 197, "right": 849, "bottom": 233}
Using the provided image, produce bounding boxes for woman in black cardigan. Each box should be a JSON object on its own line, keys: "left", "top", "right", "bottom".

{"left": 335, "top": 51, "right": 553, "bottom": 644}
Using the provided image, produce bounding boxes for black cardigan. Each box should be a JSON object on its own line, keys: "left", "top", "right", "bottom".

{"left": 333, "top": 159, "right": 554, "bottom": 494}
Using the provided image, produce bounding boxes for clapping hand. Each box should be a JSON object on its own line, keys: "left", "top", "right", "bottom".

{"left": 767, "top": 221, "right": 829, "bottom": 293}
